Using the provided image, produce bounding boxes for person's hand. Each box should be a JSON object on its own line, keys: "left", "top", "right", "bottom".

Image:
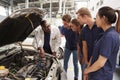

{"left": 84, "top": 68, "right": 89, "bottom": 80}
{"left": 84, "top": 74, "right": 88, "bottom": 80}
{"left": 40, "top": 52, "right": 45, "bottom": 58}
{"left": 84, "top": 68, "right": 89, "bottom": 74}
{"left": 52, "top": 52, "right": 56, "bottom": 57}
{"left": 38, "top": 48, "right": 45, "bottom": 58}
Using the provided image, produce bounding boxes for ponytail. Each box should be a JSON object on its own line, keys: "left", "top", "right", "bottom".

{"left": 116, "top": 10, "right": 120, "bottom": 34}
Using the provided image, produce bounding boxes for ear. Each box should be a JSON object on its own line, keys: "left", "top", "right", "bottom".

{"left": 83, "top": 15, "right": 89, "bottom": 22}
{"left": 83, "top": 15, "right": 87, "bottom": 18}
{"left": 103, "top": 15, "right": 108, "bottom": 22}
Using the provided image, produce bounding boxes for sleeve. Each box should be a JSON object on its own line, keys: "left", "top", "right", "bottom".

{"left": 99, "top": 36, "right": 113, "bottom": 58}
{"left": 51, "top": 27, "right": 61, "bottom": 52}
{"left": 54, "top": 28, "right": 61, "bottom": 52}
{"left": 61, "top": 26, "right": 65, "bottom": 35}
{"left": 32, "top": 27, "right": 44, "bottom": 50}
{"left": 81, "top": 28, "right": 86, "bottom": 41}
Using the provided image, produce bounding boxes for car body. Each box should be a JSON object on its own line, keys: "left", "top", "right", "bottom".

{"left": 116, "top": 48, "right": 120, "bottom": 68}
{"left": 0, "top": 8, "right": 67, "bottom": 80}
{"left": 22, "top": 29, "right": 66, "bottom": 60}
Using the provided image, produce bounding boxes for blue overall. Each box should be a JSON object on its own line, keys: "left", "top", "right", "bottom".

{"left": 61, "top": 26, "right": 79, "bottom": 79}
{"left": 90, "top": 27, "right": 120, "bottom": 80}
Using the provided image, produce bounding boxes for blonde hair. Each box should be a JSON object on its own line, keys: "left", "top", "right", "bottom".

{"left": 76, "top": 7, "right": 91, "bottom": 17}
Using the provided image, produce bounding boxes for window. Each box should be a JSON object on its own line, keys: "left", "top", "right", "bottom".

{"left": 100, "top": 0, "right": 103, "bottom": 5}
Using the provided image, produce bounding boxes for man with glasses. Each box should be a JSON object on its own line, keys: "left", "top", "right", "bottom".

{"left": 32, "top": 20, "right": 61, "bottom": 57}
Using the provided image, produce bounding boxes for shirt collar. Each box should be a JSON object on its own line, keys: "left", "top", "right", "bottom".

{"left": 104, "top": 27, "right": 115, "bottom": 33}
{"left": 86, "top": 22, "right": 96, "bottom": 30}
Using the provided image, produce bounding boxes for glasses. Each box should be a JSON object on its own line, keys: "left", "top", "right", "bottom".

{"left": 46, "top": 24, "right": 50, "bottom": 28}
{"left": 43, "top": 24, "right": 50, "bottom": 28}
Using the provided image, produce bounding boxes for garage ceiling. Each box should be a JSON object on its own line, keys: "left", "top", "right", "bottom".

{"left": 0, "top": 0, "right": 39, "bottom": 7}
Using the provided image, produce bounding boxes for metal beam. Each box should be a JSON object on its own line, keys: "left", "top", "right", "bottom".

{"left": 75, "top": 0, "right": 89, "bottom": 2}
{"left": 58, "top": 0, "right": 62, "bottom": 13}
{"left": 63, "top": 0, "right": 67, "bottom": 15}
{"left": 10, "top": 0, "right": 13, "bottom": 12}
{"left": 50, "top": 0, "right": 52, "bottom": 22}
{"left": 25, "top": 0, "right": 29, "bottom": 8}
{"left": 0, "top": 0, "right": 25, "bottom": 7}
{"left": 0, "top": 0, "right": 10, "bottom": 7}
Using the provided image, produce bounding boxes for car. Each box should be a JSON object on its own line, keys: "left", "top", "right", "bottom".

{"left": 116, "top": 48, "right": 120, "bottom": 68}
{"left": 22, "top": 27, "right": 66, "bottom": 60}
{"left": 0, "top": 8, "right": 67, "bottom": 80}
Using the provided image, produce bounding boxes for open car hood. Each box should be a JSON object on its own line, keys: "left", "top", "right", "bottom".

{"left": 0, "top": 8, "right": 46, "bottom": 47}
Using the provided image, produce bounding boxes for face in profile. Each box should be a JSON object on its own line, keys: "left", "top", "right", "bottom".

{"left": 42, "top": 22, "right": 51, "bottom": 33}
{"left": 62, "top": 21, "right": 70, "bottom": 28}
{"left": 77, "top": 14, "right": 85, "bottom": 25}
{"left": 96, "top": 13, "right": 102, "bottom": 28}
{"left": 70, "top": 23, "right": 77, "bottom": 32}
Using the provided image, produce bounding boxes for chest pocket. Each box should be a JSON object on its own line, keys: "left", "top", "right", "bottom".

{"left": 52, "top": 36, "right": 57, "bottom": 40}
{"left": 51, "top": 30, "right": 57, "bottom": 40}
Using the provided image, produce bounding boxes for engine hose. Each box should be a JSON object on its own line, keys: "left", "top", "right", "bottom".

{"left": 9, "top": 72, "right": 22, "bottom": 80}
{"left": 43, "top": 71, "right": 47, "bottom": 77}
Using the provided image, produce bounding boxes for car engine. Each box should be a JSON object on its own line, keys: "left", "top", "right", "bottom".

{"left": 0, "top": 43, "right": 64, "bottom": 80}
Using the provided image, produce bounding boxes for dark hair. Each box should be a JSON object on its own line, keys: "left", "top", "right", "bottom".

{"left": 98, "top": 6, "right": 120, "bottom": 34}
{"left": 116, "top": 10, "right": 120, "bottom": 34}
{"left": 62, "top": 14, "right": 71, "bottom": 22}
{"left": 71, "top": 19, "right": 80, "bottom": 26}
{"left": 40, "top": 20, "right": 46, "bottom": 27}
{"left": 71, "top": 18, "right": 83, "bottom": 29}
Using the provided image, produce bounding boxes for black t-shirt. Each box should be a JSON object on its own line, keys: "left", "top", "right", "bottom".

{"left": 61, "top": 26, "right": 78, "bottom": 50}
{"left": 81, "top": 23, "right": 103, "bottom": 61}
{"left": 43, "top": 32, "right": 52, "bottom": 54}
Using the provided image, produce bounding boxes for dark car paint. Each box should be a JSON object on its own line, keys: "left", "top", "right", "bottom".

{"left": 0, "top": 8, "right": 46, "bottom": 47}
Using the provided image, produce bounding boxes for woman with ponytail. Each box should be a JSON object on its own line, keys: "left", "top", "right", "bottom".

{"left": 116, "top": 10, "right": 120, "bottom": 34}
{"left": 84, "top": 6, "right": 120, "bottom": 80}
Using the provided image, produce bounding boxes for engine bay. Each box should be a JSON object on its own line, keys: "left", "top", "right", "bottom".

{"left": 0, "top": 44, "right": 62, "bottom": 80}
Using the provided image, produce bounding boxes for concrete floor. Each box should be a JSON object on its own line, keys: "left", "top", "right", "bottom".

{"left": 60, "top": 54, "right": 82, "bottom": 80}
{"left": 60, "top": 54, "right": 120, "bottom": 80}
{"left": 113, "top": 68, "right": 120, "bottom": 80}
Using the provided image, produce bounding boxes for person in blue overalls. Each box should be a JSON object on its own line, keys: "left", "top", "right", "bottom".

{"left": 61, "top": 14, "right": 79, "bottom": 80}
{"left": 70, "top": 18, "right": 83, "bottom": 65}
{"left": 84, "top": 6, "right": 120, "bottom": 80}
{"left": 76, "top": 7, "right": 103, "bottom": 80}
